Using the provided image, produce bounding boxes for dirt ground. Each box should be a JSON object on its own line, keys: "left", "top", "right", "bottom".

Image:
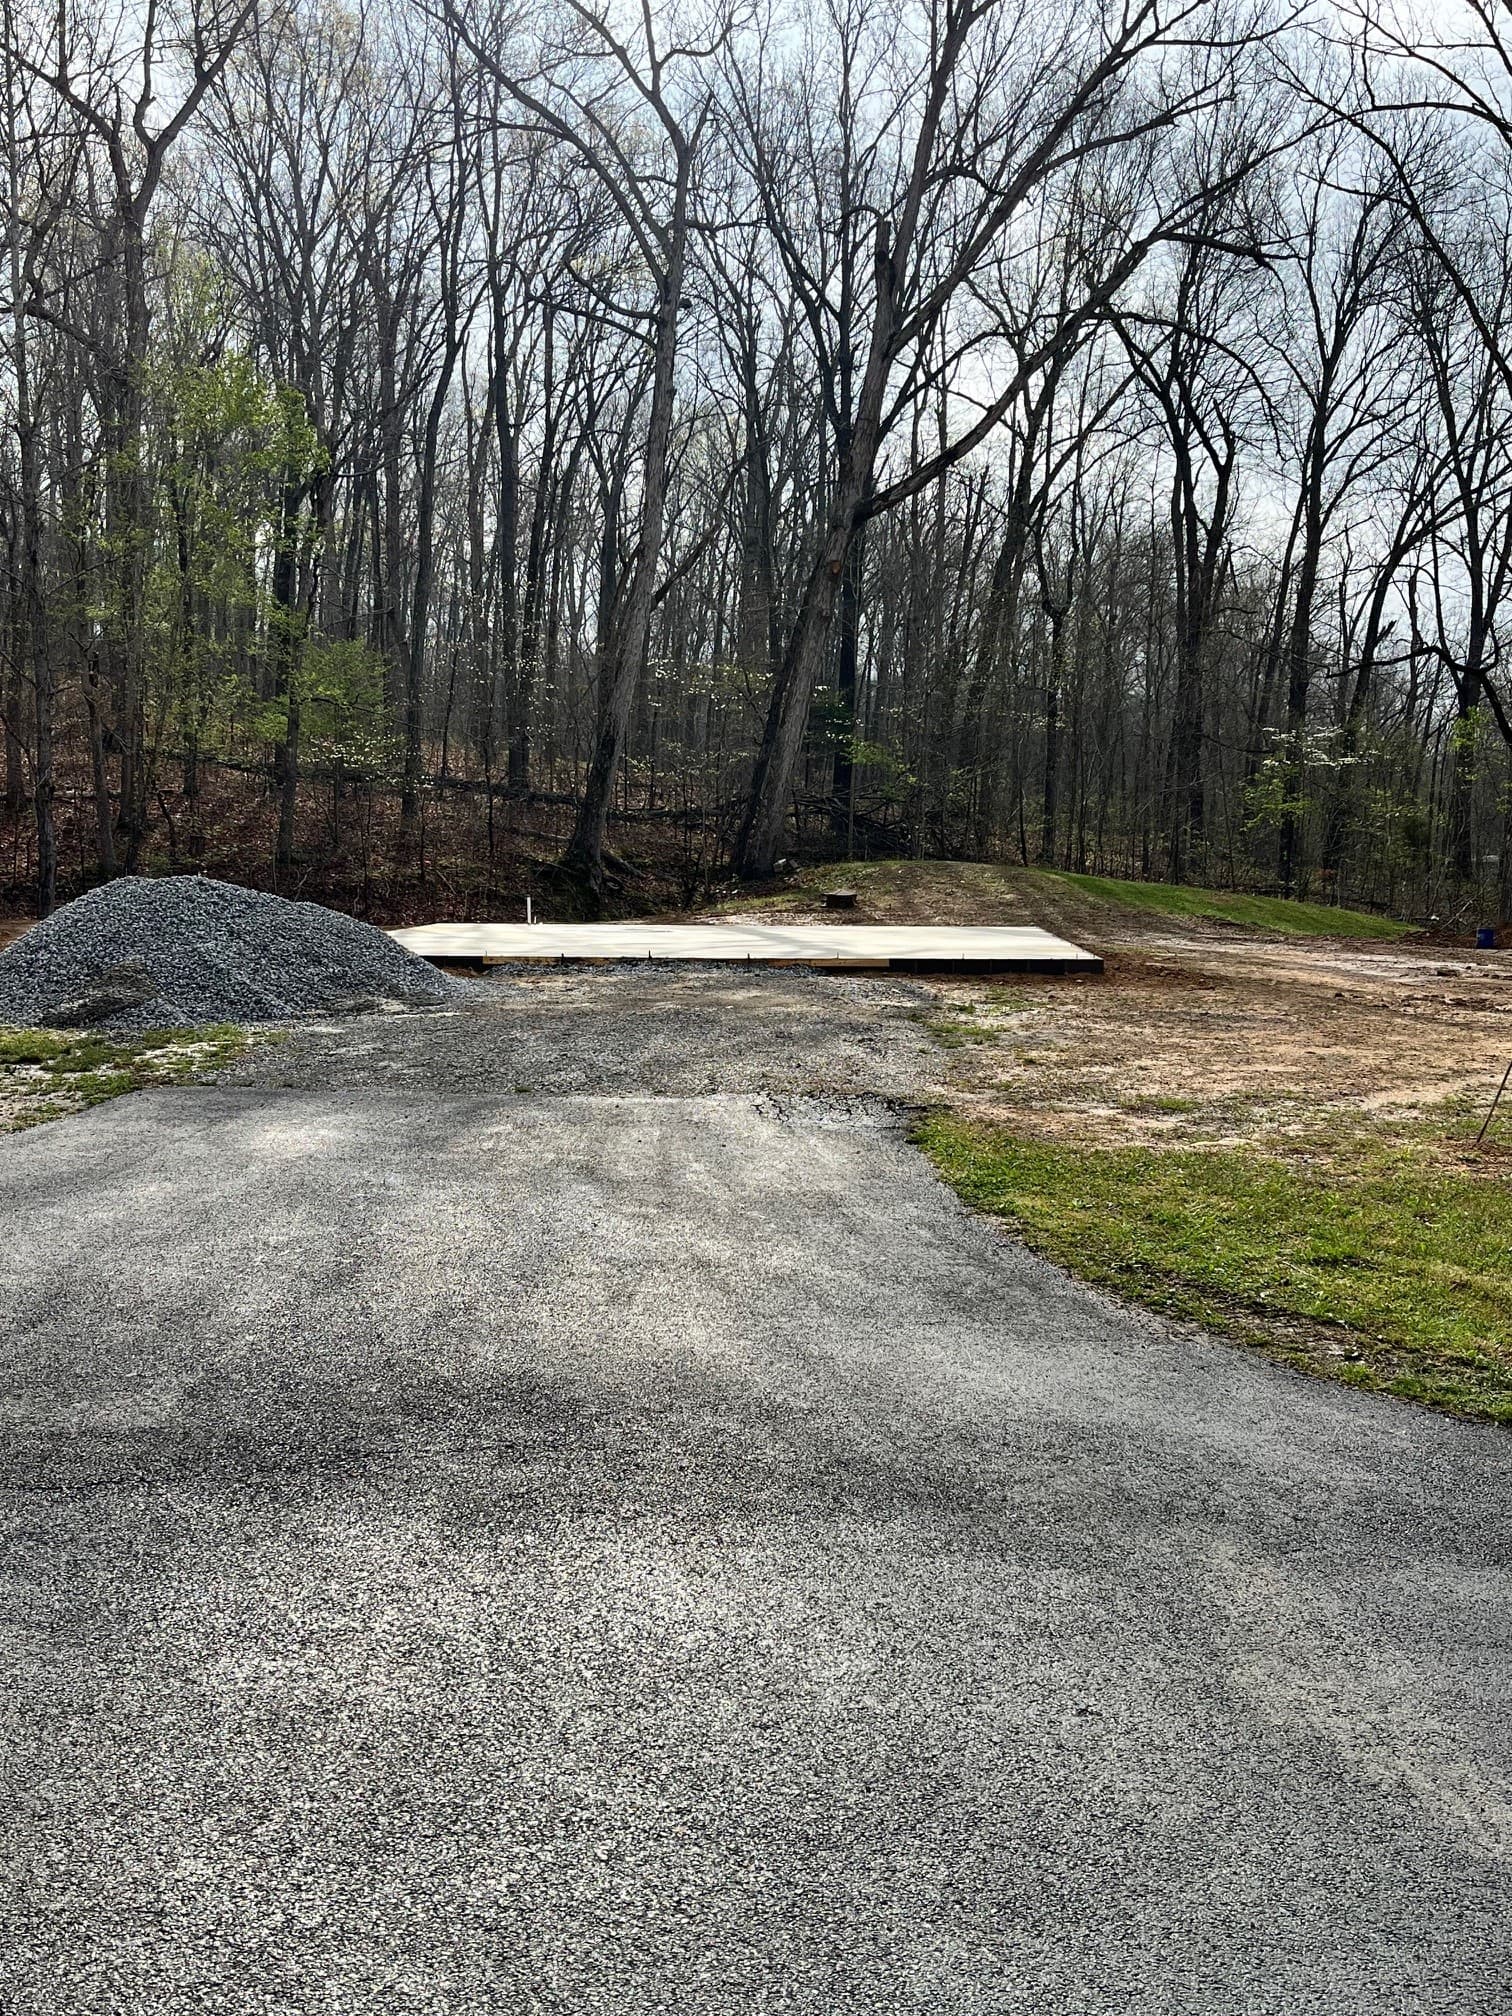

{"left": 719, "top": 861, "right": 1512, "bottom": 1162}
{"left": 932, "top": 942, "right": 1512, "bottom": 1157}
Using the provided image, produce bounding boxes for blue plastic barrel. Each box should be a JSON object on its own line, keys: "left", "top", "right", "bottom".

{"left": 1477, "top": 926, "right": 1498, "bottom": 949}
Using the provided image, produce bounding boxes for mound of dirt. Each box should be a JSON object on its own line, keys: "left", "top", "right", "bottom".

{"left": 0, "top": 876, "right": 458, "bottom": 1030}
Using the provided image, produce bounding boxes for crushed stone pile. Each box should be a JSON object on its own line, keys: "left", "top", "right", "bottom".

{"left": 0, "top": 876, "right": 458, "bottom": 1031}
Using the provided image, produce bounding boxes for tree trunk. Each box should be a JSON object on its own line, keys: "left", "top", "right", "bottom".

{"left": 4, "top": 8, "right": 53, "bottom": 911}
{"left": 271, "top": 479, "right": 307, "bottom": 879}
{"left": 107, "top": 196, "right": 153, "bottom": 873}
{"left": 965, "top": 479, "right": 1034, "bottom": 856}
{"left": 736, "top": 510, "right": 853, "bottom": 879}
{"left": 562, "top": 157, "right": 691, "bottom": 902}
{"left": 830, "top": 500, "right": 867, "bottom": 839}
{"left": 492, "top": 320, "right": 523, "bottom": 786}
{"left": 736, "top": 226, "right": 897, "bottom": 880}
{"left": 400, "top": 339, "right": 461, "bottom": 849}
{"left": 522, "top": 356, "right": 585, "bottom": 794}
{"left": 1277, "top": 480, "right": 1324, "bottom": 895}
{"left": 1321, "top": 506, "right": 1426, "bottom": 888}
{"left": 84, "top": 670, "right": 117, "bottom": 880}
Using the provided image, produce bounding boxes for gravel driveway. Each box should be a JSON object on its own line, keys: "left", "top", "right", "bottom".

{"left": 215, "top": 962, "right": 941, "bottom": 1099}
{"left": 3, "top": 969, "right": 1510, "bottom": 2013}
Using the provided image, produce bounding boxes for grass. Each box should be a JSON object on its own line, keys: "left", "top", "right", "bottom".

{"left": 1, "top": 1023, "right": 254, "bottom": 1133}
{"left": 763, "top": 856, "right": 1496, "bottom": 1422}
{"left": 712, "top": 857, "right": 1031, "bottom": 925}
{"left": 1032, "top": 869, "right": 1413, "bottom": 939}
{"left": 918, "top": 1113, "right": 1512, "bottom": 1425}
{"left": 716, "top": 855, "right": 1415, "bottom": 941}
{"left": 918, "top": 1004, "right": 1000, "bottom": 1049}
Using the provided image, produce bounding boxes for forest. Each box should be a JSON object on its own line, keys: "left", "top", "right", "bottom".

{"left": 3, "top": 0, "right": 1512, "bottom": 923}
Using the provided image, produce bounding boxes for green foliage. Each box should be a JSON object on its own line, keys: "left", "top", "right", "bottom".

{"left": 919, "top": 1115, "right": 1512, "bottom": 1424}
{"left": 1034, "top": 869, "right": 1411, "bottom": 938}
{"left": 1241, "top": 749, "right": 1309, "bottom": 836}
{"left": 1242, "top": 726, "right": 1362, "bottom": 840}
{"left": 1449, "top": 706, "right": 1484, "bottom": 764}
{"left": 142, "top": 342, "right": 327, "bottom": 760}
{"left": 805, "top": 695, "right": 855, "bottom": 752}
{"left": 847, "top": 738, "right": 917, "bottom": 794}
{"left": 1374, "top": 790, "right": 1433, "bottom": 869}
{"left": 257, "top": 638, "right": 401, "bottom": 782}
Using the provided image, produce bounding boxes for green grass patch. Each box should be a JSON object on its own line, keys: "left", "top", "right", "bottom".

{"left": 926, "top": 1022, "right": 998, "bottom": 1050}
{"left": 1, "top": 1023, "right": 254, "bottom": 1132}
{"left": 918, "top": 1114, "right": 1512, "bottom": 1424}
{"left": 917, "top": 1002, "right": 1002, "bottom": 1050}
{"left": 1031, "top": 869, "right": 1411, "bottom": 939}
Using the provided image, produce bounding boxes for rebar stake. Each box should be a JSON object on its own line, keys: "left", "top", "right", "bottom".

{"left": 1476, "top": 1060, "right": 1512, "bottom": 1147}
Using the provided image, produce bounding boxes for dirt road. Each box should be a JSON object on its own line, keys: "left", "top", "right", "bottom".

{"left": 3, "top": 969, "right": 1510, "bottom": 2012}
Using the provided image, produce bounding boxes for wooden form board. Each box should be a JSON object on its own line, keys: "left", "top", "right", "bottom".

{"left": 390, "top": 921, "right": 1102, "bottom": 974}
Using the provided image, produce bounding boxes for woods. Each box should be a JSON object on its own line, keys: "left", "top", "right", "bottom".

{"left": 4, "top": 0, "right": 1512, "bottom": 922}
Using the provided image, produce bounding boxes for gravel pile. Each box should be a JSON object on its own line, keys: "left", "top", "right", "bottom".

{"left": 0, "top": 876, "right": 458, "bottom": 1030}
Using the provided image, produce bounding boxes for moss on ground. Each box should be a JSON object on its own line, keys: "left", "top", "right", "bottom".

{"left": 0, "top": 1023, "right": 255, "bottom": 1133}
{"left": 918, "top": 1112, "right": 1512, "bottom": 1426}
{"left": 1030, "top": 869, "right": 1412, "bottom": 939}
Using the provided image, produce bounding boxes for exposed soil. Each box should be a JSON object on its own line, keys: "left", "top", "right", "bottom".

{"left": 718, "top": 859, "right": 1512, "bottom": 1159}
{"left": 211, "top": 860, "right": 1512, "bottom": 1155}
{"left": 935, "top": 936, "right": 1511, "bottom": 1162}
{"left": 14, "top": 858, "right": 1512, "bottom": 1158}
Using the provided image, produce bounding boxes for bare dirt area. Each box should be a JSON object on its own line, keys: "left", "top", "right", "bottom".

{"left": 17, "top": 864, "right": 1512, "bottom": 1151}
{"left": 928, "top": 934, "right": 1512, "bottom": 1158}
{"left": 790, "top": 861, "right": 1512, "bottom": 1420}
{"left": 723, "top": 859, "right": 1512, "bottom": 1158}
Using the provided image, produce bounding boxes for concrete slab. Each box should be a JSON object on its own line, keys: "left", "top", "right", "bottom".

{"left": 389, "top": 920, "right": 1101, "bottom": 973}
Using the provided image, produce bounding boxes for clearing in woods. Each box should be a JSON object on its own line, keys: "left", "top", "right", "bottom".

{"left": 4, "top": 858, "right": 1510, "bottom": 1418}
{"left": 4, "top": 861, "right": 1512, "bottom": 2011}
{"left": 721, "top": 860, "right": 1512, "bottom": 1422}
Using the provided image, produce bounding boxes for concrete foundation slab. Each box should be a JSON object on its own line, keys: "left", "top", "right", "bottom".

{"left": 389, "top": 920, "right": 1102, "bottom": 974}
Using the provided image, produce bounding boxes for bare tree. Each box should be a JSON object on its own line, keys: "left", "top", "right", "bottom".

{"left": 22, "top": 0, "right": 260, "bottom": 869}
{"left": 0, "top": 0, "right": 84, "bottom": 910}
{"left": 3, "top": 0, "right": 1512, "bottom": 927}
{"left": 445, "top": 0, "right": 732, "bottom": 904}
{"left": 734, "top": 0, "right": 1274, "bottom": 879}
